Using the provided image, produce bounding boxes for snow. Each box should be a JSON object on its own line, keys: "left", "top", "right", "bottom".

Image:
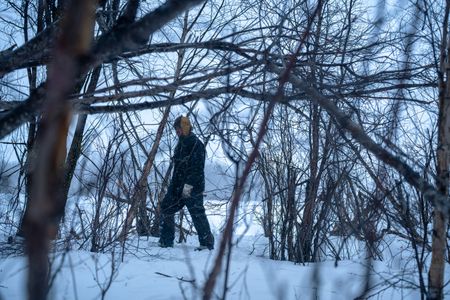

{"left": 0, "top": 194, "right": 445, "bottom": 300}
{"left": 0, "top": 212, "right": 445, "bottom": 300}
{"left": 0, "top": 235, "right": 428, "bottom": 300}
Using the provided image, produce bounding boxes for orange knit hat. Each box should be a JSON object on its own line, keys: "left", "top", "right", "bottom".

{"left": 174, "top": 116, "right": 191, "bottom": 135}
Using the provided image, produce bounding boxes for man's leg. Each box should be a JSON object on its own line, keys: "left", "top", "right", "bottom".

{"left": 186, "top": 195, "right": 214, "bottom": 249}
{"left": 159, "top": 193, "right": 182, "bottom": 247}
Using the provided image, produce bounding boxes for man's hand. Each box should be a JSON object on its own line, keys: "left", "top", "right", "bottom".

{"left": 182, "top": 184, "right": 193, "bottom": 198}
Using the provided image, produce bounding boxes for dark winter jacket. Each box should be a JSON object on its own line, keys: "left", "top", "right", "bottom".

{"left": 169, "top": 133, "right": 205, "bottom": 198}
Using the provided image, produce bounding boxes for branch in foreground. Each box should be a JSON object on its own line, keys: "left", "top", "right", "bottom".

{"left": 202, "top": 1, "right": 324, "bottom": 297}
{"left": 75, "top": 87, "right": 295, "bottom": 115}
{"left": 0, "top": 84, "right": 46, "bottom": 138}
{"left": 0, "top": 24, "right": 58, "bottom": 77}
{"left": 0, "top": 0, "right": 207, "bottom": 139}
{"left": 90, "top": 0, "right": 206, "bottom": 68}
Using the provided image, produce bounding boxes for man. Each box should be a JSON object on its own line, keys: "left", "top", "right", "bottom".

{"left": 159, "top": 116, "right": 214, "bottom": 250}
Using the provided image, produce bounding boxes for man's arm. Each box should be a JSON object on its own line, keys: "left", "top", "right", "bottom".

{"left": 185, "top": 140, "right": 205, "bottom": 188}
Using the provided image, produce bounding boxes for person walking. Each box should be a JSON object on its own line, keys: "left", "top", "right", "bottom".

{"left": 159, "top": 116, "right": 214, "bottom": 250}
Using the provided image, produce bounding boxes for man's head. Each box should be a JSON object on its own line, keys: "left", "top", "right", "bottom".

{"left": 173, "top": 116, "right": 192, "bottom": 137}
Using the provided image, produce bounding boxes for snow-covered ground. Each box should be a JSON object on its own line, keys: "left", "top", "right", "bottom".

{"left": 0, "top": 233, "right": 434, "bottom": 300}
{"left": 0, "top": 199, "right": 447, "bottom": 299}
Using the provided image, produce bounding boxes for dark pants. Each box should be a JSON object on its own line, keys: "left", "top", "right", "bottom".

{"left": 159, "top": 193, "right": 214, "bottom": 247}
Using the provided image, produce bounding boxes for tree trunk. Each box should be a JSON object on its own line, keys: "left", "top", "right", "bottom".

{"left": 120, "top": 12, "right": 191, "bottom": 240}
{"left": 299, "top": 101, "right": 320, "bottom": 262}
{"left": 24, "top": 1, "right": 96, "bottom": 299}
{"left": 286, "top": 167, "right": 297, "bottom": 261}
{"left": 150, "top": 164, "right": 173, "bottom": 237}
{"left": 17, "top": 121, "right": 36, "bottom": 238}
{"left": 119, "top": 106, "right": 171, "bottom": 240}
{"left": 298, "top": 2, "right": 324, "bottom": 262}
{"left": 61, "top": 66, "right": 101, "bottom": 218}
{"left": 428, "top": 4, "right": 450, "bottom": 298}
{"left": 16, "top": 0, "right": 43, "bottom": 238}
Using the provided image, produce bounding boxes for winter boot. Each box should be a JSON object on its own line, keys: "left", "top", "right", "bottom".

{"left": 158, "top": 240, "right": 174, "bottom": 248}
